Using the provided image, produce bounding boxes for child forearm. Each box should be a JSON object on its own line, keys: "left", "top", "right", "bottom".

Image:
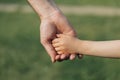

{"left": 78, "top": 40, "right": 120, "bottom": 58}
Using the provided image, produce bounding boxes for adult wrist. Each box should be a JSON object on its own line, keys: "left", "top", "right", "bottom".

{"left": 28, "top": 0, "right": 61, "bottom": 19}
{"left": 40, "top": 10, "right": 61, "bottom": 20}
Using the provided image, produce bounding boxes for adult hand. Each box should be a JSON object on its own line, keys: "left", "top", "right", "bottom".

{"left": 40, "top": 11, "right": 83, "bottom": 62}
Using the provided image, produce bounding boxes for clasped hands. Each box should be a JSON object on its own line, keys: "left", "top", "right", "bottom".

{"left": 28, "top": 0, "right": 83, "bottom": 63}
{"left": 40, "top": 11, "right": 83, "bottom": 62}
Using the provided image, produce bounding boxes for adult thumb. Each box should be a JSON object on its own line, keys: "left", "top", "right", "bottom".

{"left": 42, "top": 42, "right": 57, "bottom": 63}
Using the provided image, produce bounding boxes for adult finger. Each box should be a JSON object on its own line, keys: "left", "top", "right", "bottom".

{"left": 60, "top": 54, "right": 69, "bottom": 60}
{"left": 55, "top": 54, "right": 69, "bottom": 62}
{"left": 55, "top": 55, "right": 63, "bottom": 62}
{"left": 78, "top": 54, "right": 83, "bottom": 59}
{"left": 69, "top": 54, "right": 76, "bottom": 60}
{"left": 41, "top": 41, "right": 57, "bottom": 63}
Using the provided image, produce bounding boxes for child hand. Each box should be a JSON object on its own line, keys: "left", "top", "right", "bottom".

{"left": 52, "top": 34, "right": 79, "bottom": 54}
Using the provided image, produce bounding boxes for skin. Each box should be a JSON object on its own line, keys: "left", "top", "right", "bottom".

{"left": 27, "top": 0, "right": 83, "bottom": 62}
{"left": 52, "top": 34, "right": 120, "bottom": 58}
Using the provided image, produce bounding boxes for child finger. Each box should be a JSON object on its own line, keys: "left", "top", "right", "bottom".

{"left": 52, "top": 43, "right": 61, "bottom": 47}
{"left": 55, "top": 47, "right": 64, "bottom": 51}
{"left": 57, "top": 51, "right": 64, "bottom": 54}
{"left": 52, "top": 38, "right": 60, "bottom": 44}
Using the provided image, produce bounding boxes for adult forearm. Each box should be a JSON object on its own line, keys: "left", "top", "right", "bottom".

{"left": 27, "top": 0, "right": 60, "bottom": 19}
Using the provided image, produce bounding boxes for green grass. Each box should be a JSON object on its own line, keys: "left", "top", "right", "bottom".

{"left": 67, "top": 15, "right": 120, "bottom": 40}
{"left": 55, "top": 0, "right": 120, "bottom": 7}
{"left": 0, "top": 12, "right": 120, "bottom": 80}
{"left": 0, "top": 0, "right": 27, "bottom": 4}
{"left": 0, "top": 0, "right": 120, "bottom": 7}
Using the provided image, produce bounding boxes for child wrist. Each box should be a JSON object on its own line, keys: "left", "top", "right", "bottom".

{"left": 77, "top": 40, "right": 88, "bottom": 54}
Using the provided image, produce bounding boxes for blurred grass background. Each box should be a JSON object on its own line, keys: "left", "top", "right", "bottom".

{"left": 0, "top": 0, "right": 120, "bottom": 80}
{"left": 0, "top": 0, "right": 120, "bottom": 7}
